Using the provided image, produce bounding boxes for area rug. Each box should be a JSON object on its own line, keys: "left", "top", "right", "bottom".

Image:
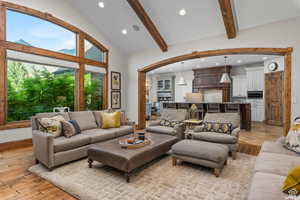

{"left": 29, "top": 153, "right": 256, "bottom": 200}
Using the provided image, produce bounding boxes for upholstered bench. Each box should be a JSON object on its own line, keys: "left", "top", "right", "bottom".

{"left": 171, "top": 140, "right": 229, "bottom": 177}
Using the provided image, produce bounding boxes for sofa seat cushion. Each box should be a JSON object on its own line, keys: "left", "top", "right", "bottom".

{"left": 261, "top": 141, "right": 299, "bottom": 157}
{"left": 254, "top": 152, "right": 300, "bottom": 176}
{"left": 53, "top": 134, "right": 91, "bottom": 153}
{"left": 82, "top": 129, "right": 116, "bottom": 143}
{"left": 112, "top": 126, "right": 133, "bottom": 137}
{"left": 69, "top": 111, "right": 98, "bottom": 131}
{"left": 146, "top": 126, "right": 175, "bottom": 136}
{"left": 248, "top": 172, "right": 287, "bottom": 200}
{"left": 172, "top": 140, "right": 228, "bottom": 163}
{"left": 190, "top": 132, "right": 237, "bottom": 144}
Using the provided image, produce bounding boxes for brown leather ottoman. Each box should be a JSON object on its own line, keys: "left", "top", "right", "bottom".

{"left": 87, "top": 133, "right": 178, "bottom": 182}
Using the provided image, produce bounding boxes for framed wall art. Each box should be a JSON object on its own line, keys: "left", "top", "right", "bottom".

{"left": 111, "top": 91, "right": 121, "bottom": 109}
{"left": 111, "top": 71, "right": 121, "bottom": 90}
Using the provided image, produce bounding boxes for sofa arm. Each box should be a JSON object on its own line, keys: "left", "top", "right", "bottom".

{"left": 148, "top": 120, "right": 161, "bottom": 126}
{"left": 231, "top": 127, "right": 240, "bottom": 138}
{"left": 123, "top": 120, "right": 136, "bottom": 131}
{"left": 123, "top": 120, "right": 135, "bottom": 126}
{"left": 32, "top": 130, "right": 54, "bottom": 169}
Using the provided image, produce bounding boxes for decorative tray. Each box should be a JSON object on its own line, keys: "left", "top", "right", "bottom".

{"left": 119, "top": 137, "right": 151, "bottom": 149}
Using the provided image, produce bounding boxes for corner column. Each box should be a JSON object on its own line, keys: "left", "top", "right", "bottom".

{"left": 138, "top": 71, "right": 146, "bottom": 129}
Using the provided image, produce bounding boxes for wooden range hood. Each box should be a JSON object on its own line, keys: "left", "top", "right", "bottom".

{"left": 192, "top": 66, "right": 231, "bottom": 102}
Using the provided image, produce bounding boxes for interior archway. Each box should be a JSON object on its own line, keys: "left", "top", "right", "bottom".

{"left": 137, "top": 47, "right": 293, "bottom": 136}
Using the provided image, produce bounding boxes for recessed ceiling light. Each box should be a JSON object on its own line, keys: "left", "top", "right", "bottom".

{"left": 179, "top": 9, "right": 186, "bottom": 16}
{"left": 121, "top": 29, "right": 127, "bottom": 35}
{"left": 200, "top": 58, "right": 205, "bottom": 62}
{"left": 98, "top": 1, "right": 104, "bottom": 8}
{"left": 237, "top": 60, "right": 243, "bottom": 64}
{"left": 263, "top": 56, "right": 268, "bottom": 60}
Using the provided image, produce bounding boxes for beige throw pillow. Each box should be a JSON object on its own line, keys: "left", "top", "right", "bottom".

{"left": 38, "top": 115, "right": 65, "bottom": 137}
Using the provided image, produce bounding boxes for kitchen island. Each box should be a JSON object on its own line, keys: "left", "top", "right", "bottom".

{"left": 163, "top": 102, "right": 251, "bottom": 131}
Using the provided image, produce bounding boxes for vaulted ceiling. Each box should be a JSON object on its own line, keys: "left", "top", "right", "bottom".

{"left": 67, "top": 0, "right": 300, "bottom": 55}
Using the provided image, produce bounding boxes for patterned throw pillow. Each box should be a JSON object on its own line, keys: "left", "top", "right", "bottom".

{"left": 160, "top": 119, "right": 168, "bottom": 126}
{"left": 61, "top": 120, "right": 81, "bottom": 138}
{"left": 170, "top": 120, "right": 181, "bottom": 128}
{"left": 194, "top": 122, "right": 232, "bottom": 135}
{"left": 160, "top": 119, "right": 181, "bottom": 128}
{"left": 38, "top": 115, "right": 65, "bottom": 137}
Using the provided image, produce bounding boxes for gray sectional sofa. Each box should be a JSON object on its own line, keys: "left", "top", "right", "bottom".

{"left": 248, "top": 137, "right": 300, "bottom": 200}
{"left": 32, "top": 111, "right": 135, "bottom": 170}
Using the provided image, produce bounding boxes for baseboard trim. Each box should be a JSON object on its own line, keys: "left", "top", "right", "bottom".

{"left": 0, "top": 139, "right": 32, "bottom": 152}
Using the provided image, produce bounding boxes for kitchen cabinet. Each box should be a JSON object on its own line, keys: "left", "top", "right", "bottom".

{"left": 156, "top": 77, "right": 175, "bottom": 102}
{"left": 157, "top": 79, "right": 172, "bottom": 91}
{"left": 246, "top": 67, "right": 264, "bottom": 91}
{"left": 232, "top": 75, "right": 247, "bottom": 97}
{"left": 247, "top": 99, "right": 265, "bottom": 122}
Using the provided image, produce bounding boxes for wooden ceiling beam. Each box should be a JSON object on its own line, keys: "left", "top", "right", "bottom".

{"left": 218, "top": 0, "right": 237, "bottom": 39}
{"left": 127, "top": 0, "right": 168, "bottom": 52}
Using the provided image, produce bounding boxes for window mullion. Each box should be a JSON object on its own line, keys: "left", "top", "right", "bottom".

{"left": 76, "top": 33, "right": 85, "bottom": 111}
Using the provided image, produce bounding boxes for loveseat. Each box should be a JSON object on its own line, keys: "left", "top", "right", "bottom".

{"left": 32, "top": 110, "right": 134, "bottom": 170}
{"left": 248, "top": 137, "right": 300, "bottom": 200}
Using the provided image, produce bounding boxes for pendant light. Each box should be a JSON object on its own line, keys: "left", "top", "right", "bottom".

{"left": 176, "top": 62, "right": 187, "bottom": 85}
{"left": 220, "top": 56, "right": 231, "bottom": 83}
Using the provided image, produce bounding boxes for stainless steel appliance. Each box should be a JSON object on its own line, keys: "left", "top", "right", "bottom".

{"left": 247, "top": 91, "right": 263, "bottom": 99}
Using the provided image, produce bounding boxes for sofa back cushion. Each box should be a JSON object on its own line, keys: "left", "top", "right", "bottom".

{"left": 204, "top": 113, "right": 240, "bottom": 128}
{"left": 93, "top": 110, "right": 127, "bottom": 128}
{"left": 69, "top": 111, "right": 98, "bottom": 131}
{"left": 161, "top": 109, "right": 187, "bottom": 121}
{"left": 32, "top": 112, "right": 70, "bottom": 130}
{"left": 114, "top": 109, "right": 127, "bottom": 125}
{"left": 93, "top": 110, "right": 108, "bottom": 128}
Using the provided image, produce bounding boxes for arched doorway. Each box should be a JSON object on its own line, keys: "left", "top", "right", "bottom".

{"left": 137, "top": 47, "right": 293, "bottom": 136}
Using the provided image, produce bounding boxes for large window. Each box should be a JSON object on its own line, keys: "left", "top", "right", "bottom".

{"left": 84, "top": 66, "right": 105, "bottom": 110}
{"left": 84, "top": 39, "right": 104, "bottom": 62}
{"left": 7, "top": 60, "right": 75, "bottom": 122}
{"left": 6, "top": 10, "right": 76, "bottom": 55}
{"left": 0, "top": 3, "right": 108, "bottom": 128}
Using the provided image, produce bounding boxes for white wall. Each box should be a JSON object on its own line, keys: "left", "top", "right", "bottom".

{"left": 174, "top": 71, "right": 193, "bottom": 102}
{"left": 127, "top": 17, "right": 300, "bottom": 123}
{"left": 0, "top": 0, "right": 128, "bottom": 143}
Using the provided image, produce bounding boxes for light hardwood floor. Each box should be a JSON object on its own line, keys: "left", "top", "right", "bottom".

{"left": 240, "top": 122, "right": 283, "bottom": 146}
{"left": 0, "top": 146, "right": 76, "bottom": 200}
{"left": 0, "top": 122, "right": 283, "bottom": 200}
